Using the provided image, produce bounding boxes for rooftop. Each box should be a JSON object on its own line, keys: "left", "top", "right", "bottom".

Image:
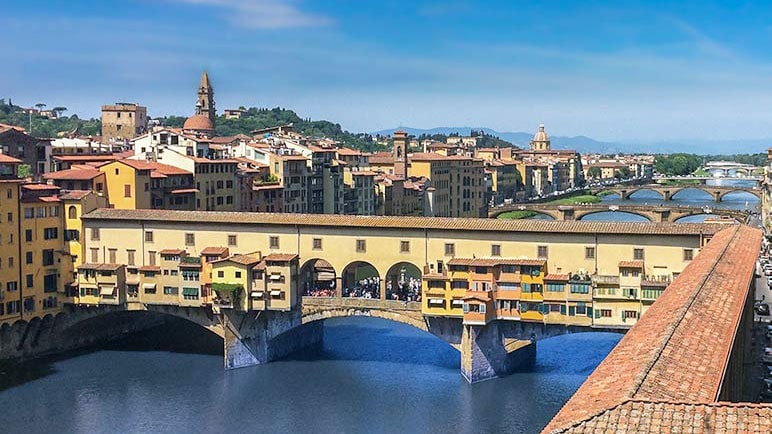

{"left": 82, "top": 208, "right": 729, "bottom": 236}
{"left": 544, "top": 224, "right": 767, "bottom": 433}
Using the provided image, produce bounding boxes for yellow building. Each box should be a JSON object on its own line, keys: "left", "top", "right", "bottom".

{"left": 0, "top": 155, "right": 24, "bottom": 323}
{"left": 99, "top": 159, "right": 153, "bottom": 210}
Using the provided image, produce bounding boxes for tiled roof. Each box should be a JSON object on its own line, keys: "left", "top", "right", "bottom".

{"left": 544, "top": 225, "right": 766, "bottom": 434}
{"left": 0, "top": 153, "right": 23, "bottom": 163}
{"left": 159, "top": 249, "right": 185, "bottom": 255}
{"left": 43, "top": 167, "right": 103, "bottom": 180}
{"left": 263, "top": 253, "right": 298, "bottom": 262}
{"left": 22, "top": 183, "right": 60, "bottom": 191}
{"left": 557, "top": 401, "right": 771, "bottom": 433}
{"left": 618, "top": 260, "right": 644, "bottom": 268}
{"left": 214, "top": 254, "right": 261, "bottom": 266}
{"left": 138, "top": 265, "right": 161, "bottom": 272}
{"left": 59, "top": 190, "right": 92, "bottom": 200}
{"left": 78, "top": 263, "right": 123, "bottom": 271}
{"left": 447, "top": 258, "right": 546, "bottom": 267}
{"left": 201, "top": 246, "right": 228, "bottom": 256}
{"left": 543, "top": 273, "right": 569, "bottom": 281}
{"left": 82, "top": 209, "right": 729, "bottom": 237}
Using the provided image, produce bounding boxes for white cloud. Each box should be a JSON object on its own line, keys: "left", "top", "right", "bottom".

{"left": 171, "top": 0, "right": 331, "bottom": 29}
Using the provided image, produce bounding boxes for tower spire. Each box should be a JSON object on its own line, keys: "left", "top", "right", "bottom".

{"left": 196, "top": 70, "right": 216, "bottom": 126}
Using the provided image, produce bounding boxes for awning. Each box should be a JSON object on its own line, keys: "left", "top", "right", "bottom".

{"left": 182, "top": 288, "right": 198, "bottom": 296}
{"left": 143, "top": 283, "right": 156, "bottom": 289}
{"left": 270, "top": 290, "right": 282, "bottom": 297}
{"left": 451, "top": 299, "right": 464, "bottom": 306}
{"left": 269, "top": 274, "right": 282, "bottom": 281}
{"left": 250, "top": 291, "right": 264, "bottom": 298}
{"left": 317, "top": 272, "right": 335, "bottom": 281}
{"left": 428, "top": 298, "right": 445, "bottom": 306}
{"left": 99, "top": 286, "right": 115, "bottom": 296}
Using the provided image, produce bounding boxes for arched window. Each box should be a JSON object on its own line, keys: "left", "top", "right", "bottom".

{"left": 68, "top": 206, "right": 77, "bottom": 219}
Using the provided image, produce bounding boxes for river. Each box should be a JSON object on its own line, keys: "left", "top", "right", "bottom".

{"left": 0, "top": 317, "right": 621, "bottom": 434}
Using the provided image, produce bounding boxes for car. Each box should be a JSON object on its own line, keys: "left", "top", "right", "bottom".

{"left": 757, "top": 303, "right": 771, "bottom": 316}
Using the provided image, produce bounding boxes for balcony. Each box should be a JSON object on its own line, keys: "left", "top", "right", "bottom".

{"left": 641, "top": 275, "right": 671, "bottom": 287}
{"left": 592, "top": 275, "right": 619, "bottom": 285}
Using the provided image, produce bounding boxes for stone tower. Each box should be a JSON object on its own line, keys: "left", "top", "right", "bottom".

{"left": 393, "top": 130, "right": 409, "bottom": 178}
{"left": 196, "top": 71, "right": 216, "bottom": 126}
{"left": 530, "top": 124, "right": 551, "bottom": 151}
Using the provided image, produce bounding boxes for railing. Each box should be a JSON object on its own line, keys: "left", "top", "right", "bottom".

{"left": 302, "top": 296, "right": 421, "bottom": 311}
{"left": 592, "top": 275, "right": 620, "bottom": 285}
{"left": 641, "top": 275, "right": 671, "bottom": 287}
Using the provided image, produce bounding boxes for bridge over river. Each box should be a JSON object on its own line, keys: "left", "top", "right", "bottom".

{"left": 490, "top": 203, "right": 749, "bottom": 222}
{"left": 591, "top": 183, "right": 762, "bottom": 202}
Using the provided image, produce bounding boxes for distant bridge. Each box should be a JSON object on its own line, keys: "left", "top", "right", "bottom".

{"left": 704, "top": 161, "right": 759, "bottom": 176}
{"left": 653, "top": 175, "right": 763, "bottom": 185}
{"left": 490, "top": 203, "right": 748, "bottom": 222}
{"left": 590, "top": 184, "right": 762, "bottom": 202}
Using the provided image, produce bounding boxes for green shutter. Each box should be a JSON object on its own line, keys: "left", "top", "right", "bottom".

{"left": 568, "top": 306, "right": 575, "bottom": 316}
{"left": 560, "top": 305, "right": 566, "bottom": 315}
{"left": 586, "top": 307, "right": 593, "bottom": 318}
{"left": 182, "top": 287, "right": 198, "bottom": 296}
{"left": 594, "top": 309, "right": 600, "bottom": 319}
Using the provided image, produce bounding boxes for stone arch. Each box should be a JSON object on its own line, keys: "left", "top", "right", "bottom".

{"left": 302, "top": 307, "right": 428, "bottom": 332}
{"left": 717, "top": 189, "right": 761, "bottom": 202}
{"left": 384, "top": 261, "right": 423, "bottom": 300}
{"left": 68, "top": 205, "right": 77, "bottom": 219}
{"left": 340, "top": 261, "right": 380, "bottom": 298}
{"left": 669, "top": 187, "right": 713, "bottom": 201}
{"left": 626, "top": 188, "right": 666, "bottom": 200}
{"left": 577, "top": 210, "right": 652, "bottom": 222}
{"left": 299, "top": 258, "right": 337, "bottom": 297}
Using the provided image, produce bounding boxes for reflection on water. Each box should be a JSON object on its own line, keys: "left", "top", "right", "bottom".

{"left": 0, "top": 317, "right": 622, "bottom": 434}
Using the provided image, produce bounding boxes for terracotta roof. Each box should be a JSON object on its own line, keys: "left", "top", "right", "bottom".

{"left": 0, "top": 153, "right": 23, "bottom": 163}
{"left": 618, "top": 260, "right": 644, "bottom": 268}
{"left": 82, "top": 209, "right": 729, "bottom": 237}
{"left": 59, "top": 190, "right": 92, "bottom": 200}
{"left": 139, "top": 265, "right": 161, "bottom": 272}
{"left": 52, "top": 154, "right": 122, "bottom": 162}
{"left": 113, "top": 159, "right": 156, "bottom": 171}
{"left": 544, "top": 225, "right": 766, "bottom": 433}
{"left": 263, "top": 253, "right": 298, "bottom": 262}
{"left": 78, "top": 263, "right": 123, "bottom": 271}
{"left": 335, "top": 147, "right": 362, "bottom": 156}
{"left": 543, "top": 273, "right": 569, "bottom": 281}
{"left": 183, "top": 114, "right": 214, "bottom": 131}
{"left": 159, "top": 249, "right": 185, "bottom": 255}
{"left": 43, "top": 167, "right": 103, "bottom": 181}
{"left": 214, "top": 254, "right": 261, "bottom": 266}
{"left": 447, "top": 258, "right": 546, "bottom": 267}
{"left": 22, "top": 183, "right": 60, "bottom": 191}
{"left": 201, "top": 246, "right": 228, "bottom": 256}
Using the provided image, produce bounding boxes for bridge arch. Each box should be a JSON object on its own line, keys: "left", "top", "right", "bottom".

{"left": 625, "top": 188, "right": 666, "bottom": 200}
{"left": 300, "top": 258, "right": 337, "bottom": 297}
{"left": 577, "top": 210, "right": 652, "bottom": 222}
{"left": 718, "top": 189, "right": 761, "bottom": 202}
{"left": 385, "top": 261, "right": 423, "bottom": 300}
{"left": 341, "top": 261, "right": 380, "bottom": 298}
{"left": 669, "top": 187, "right": 713, "bottom": 201}
{"left": 301, "top": 307, "right": 429, "bottom": 333}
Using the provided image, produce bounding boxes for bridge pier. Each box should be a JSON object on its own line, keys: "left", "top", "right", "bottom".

{"left": 460, "top": 322, "right": 536, "bottom": 383}
{"left": 714, "top": 191, "right": 722, "bottom": 202}
{"left": 223, "top": 309, "right": 323, "bottom": 369}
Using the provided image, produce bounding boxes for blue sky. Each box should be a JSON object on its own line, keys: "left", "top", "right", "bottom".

{"left": 2, "top": 0, "right": 772, "bottom": 141}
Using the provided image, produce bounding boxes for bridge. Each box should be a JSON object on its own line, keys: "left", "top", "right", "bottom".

{"left": 544, "top": 225, "right": 768, "bottom": 433}
{"left": 591, "top": 184, "right": 762, "bottom": 202}
{"left": 653, "top": 175, "right": 763, "bottom": 185}
{"left": 705, "top": 161, "right": 760, "bottom": 177}
{"left": 0, "top": 209, "right": 745, "bottom": 385}
{"left": 490, "top": 203, "right": 749, "bottom": 222}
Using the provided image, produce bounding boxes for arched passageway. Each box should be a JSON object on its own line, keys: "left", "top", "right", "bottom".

{"left": 300, "top": 259, "right": 337, "bottom": 297}
{"left": 385, "top": 262, "right": 422, "bottom": 301}
{"left": 341, "top": 261, "right": 380, "bottom": 299}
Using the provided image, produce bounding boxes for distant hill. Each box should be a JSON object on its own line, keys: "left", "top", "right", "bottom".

{"left": 372, "top": 126, "right": 772, "bottom": 155}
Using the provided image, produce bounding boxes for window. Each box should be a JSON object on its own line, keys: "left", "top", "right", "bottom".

{"left": 623, "top": 288, "right": 637, "bottom": 298}
{"left": 546, "top": 283, "right": 564, "bottom": 292}
{"left": 127, "top": 250, "right": 135, "bottom": 266}
{"left": 537, "top": 245, "right": 548, "bottom": 259}
{"left": 683, "top": 249, "right": 693, "bottom": 261}
{"left": 163, "top": 286, "right": 178, "bottom": 295}
{"left": 235, "top": 271, "right": 242, "bottom": 278}
{"left": 25, "top": 229, "right": 32, "bottom": 242}
{"left": 25, "top": 274, "right": 33, "bottom": 288}
{"left": 108, "top": 248, "right": 117, "bottom": 264}
{"left": 7, "top": 281, "right": 17, "bottom": 292}
{"left": 183, "top": 288, "right": 199, "bottom": 300}
{"left": 91, "top": 228, "right": 100, "bottom": 241}
{"left": 569, "top": 283, "right": 590, "bottom": 294}
{"left": 144, "top": 285, "right": 156, "bottom": 294}
{"left": 185, "top": 233, "right": 195, "bottom": 246}
{"left": 44, "top": 274, "right": 57, "bottom": 293}
{"left": 25, "top": 251, "right": 32, "bottom": 264}
{"left": 42, "top": 249, "right": 54, "bottom": 266}
{"left": 444, "top": 243, "right": 455, "bottom": 256}
{"left": 600, "top": 309, "right": 612, "bottom": 318}
{"left": 356, "top": 239, "right": 366, "bottom": 253}
{"left": 24, "top": 207, "right": 33, "bottom": 219}
{"left": 313, "top": 238, "right": 322, "bottom": 250}
{"left": 633, "top": 248, "right": 644, "bottom": 260}
{"left": 217, "top": 270, "right": 224, "bottom": 278}
{"left": 400, "top": 241, "right": 410, "bottom": 253}
{"left": 145, "top": 231, "right": 154, "bottom": 242}
{"left": 491, "top": 244, "right": 501, "bottom": 257}
{"left": 623, "top": 310, "right": 639, "bottom": 320}
{"left": 44, "top": 227, "right": 58, "bottom": 240}
{"left": 7, "top": 212, "right": 12, "bottom": 222}
{"left": 148, "top": 251, "right": 156, "bottom": 266}
{"left": 585, "top": 247, "right": 595, "bottom": 259}
{"left": 124, "top": 184, "right": 132, "bottom": 198}
{"left": 90, "top": 248, "right": 99, "bottom": 262}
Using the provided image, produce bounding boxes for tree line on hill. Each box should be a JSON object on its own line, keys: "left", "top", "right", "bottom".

{"left": 416, "top": 130, "right": 516, "bottom": 149}
{"left": 0, "top": 99, "right": 101, "bottom": 138}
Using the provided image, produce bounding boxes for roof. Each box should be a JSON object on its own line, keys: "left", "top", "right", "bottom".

{"left": 201, "top": 246, "right": 229, "bottom": 256}
{"left": 0, "top": 153, "right": 23, "bottom": 164}
{"left": 183, "top": 114, "right": 214, "bottom": 131}
{"left": 159, "top": 249, "right": 185, "bottom": 255}
{"left": 43, "top": 167, "right": 103, "bottom": 181}
{"left": 543, "top": 273, "right": 569, "bottom": 281}
{"left": 138, "top": 265, "right": 161, "bottom": 272}
{"left": 263, "top": 253, "right": 298, "bottom": 262}
{"left": 214, "top": 254, "right": 261, "bottom": 266}
{"left": 22, "top": 183, "right": 60, "bottom": 191}
{"left": 448, "top": 258, "right": 547, "bottom": 267}
{"left": 81, "top": 209, "right": 730, "bottom": 237}
{"left": 78, "top": 263, "right": 123, "bottom": 271}
{"left": 618, "top": 260, "right": 644, "bottom": 268}
{"left": 59, "top": 190, "right": 92, "bottom": 200}
{"left": 544, "top": 225, "right": 766, "bottom": 433}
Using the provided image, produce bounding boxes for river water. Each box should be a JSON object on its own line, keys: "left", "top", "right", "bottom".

{"left": 0, "top": 317, "right": 622, "bottom": 434}
{"left": 531, "top": 178, "right": 760, "bottom": 222}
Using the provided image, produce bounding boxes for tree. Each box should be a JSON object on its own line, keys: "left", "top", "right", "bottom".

{"left": 17, "top": 164, "right": 32, "bottom": 179}
{"left": 52, "top": 106, "right": 68, "bottom": 117}
{"left": 587, "top": 166, "right": 602, "bottom": 179}
{"left": 617, "top": 167, "right": 632, "bottom": 179}
{"left": 34, "top": 103, "right": 46, "bottom": 112}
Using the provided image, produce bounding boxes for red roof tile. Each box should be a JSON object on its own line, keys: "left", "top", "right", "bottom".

{"left": 618, "top": 260, "right": 644, "bottom": 268}
{"left": 263, "top": 253, "right": 298, "bottom": 262}
{"left": 201, "top": 247, "right": 229, "bottom": 256}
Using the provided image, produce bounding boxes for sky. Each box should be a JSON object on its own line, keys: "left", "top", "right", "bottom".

{"left": 2, "top": 0, "right": 772, "bottom": 142}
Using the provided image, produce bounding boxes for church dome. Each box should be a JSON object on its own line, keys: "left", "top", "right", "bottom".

{"left": 533, "top": 124, "right": 549, "bottom": 142}
{"left": 183, "top": 114, "right": 214, "bottom": 132}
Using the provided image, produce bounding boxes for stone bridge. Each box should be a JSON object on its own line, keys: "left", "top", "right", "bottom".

{"left": 490, "top": 203, "right": 749, "bottom": 222}
{"left": 653, "top": 176, "right": 762, "bottom": 185}
{"left": 591, "top": 184, "right": 762, "bottom": 202}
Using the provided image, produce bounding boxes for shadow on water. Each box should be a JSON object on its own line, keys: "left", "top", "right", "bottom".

{"left": 285, "top": 318, "right": 460, "bottom": 369}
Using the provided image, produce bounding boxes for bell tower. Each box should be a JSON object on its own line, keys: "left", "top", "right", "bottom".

{"left": 393, "top": 130, "right": 409, "bottom": 177}
{"left": 197, "top": 71, "right": 216, "bottom": 126}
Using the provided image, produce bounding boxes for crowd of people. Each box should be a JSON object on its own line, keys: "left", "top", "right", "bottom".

{"left": 342, "top": 277, "right": 380, "bottom": 299}
{"left": 386, "top": 277, "right": 421, "bottom": 302}
{"left": 302, "top": 275, "right": 422, "bottom": 302}
{"left": 303, "top": 282, "right": 336, "bottom": 297}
